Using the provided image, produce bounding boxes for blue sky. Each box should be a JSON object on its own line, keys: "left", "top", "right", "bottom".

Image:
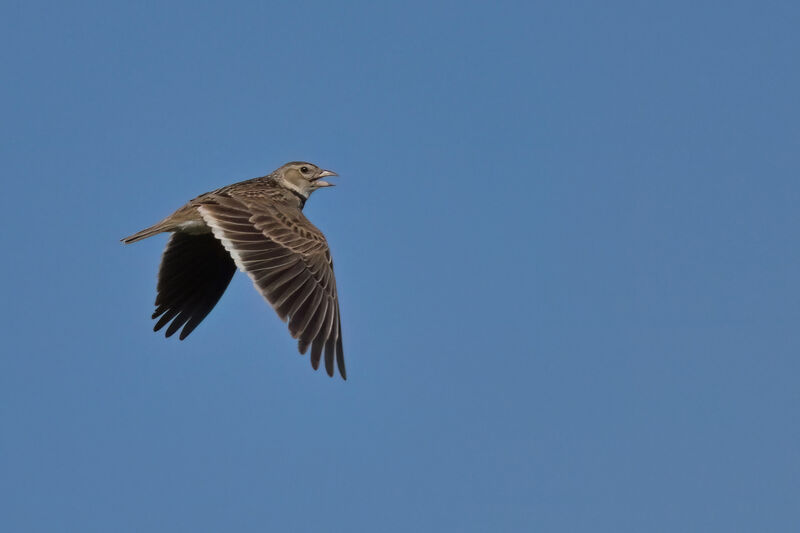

{"left": 2, "top": 1, "right": 799, "bottom": 531}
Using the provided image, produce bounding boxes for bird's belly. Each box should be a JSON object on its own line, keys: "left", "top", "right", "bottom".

{"left": 178, "top": 220, "right": 212, "bottom": 234}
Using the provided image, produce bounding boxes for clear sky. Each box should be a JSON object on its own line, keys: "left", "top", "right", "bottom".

{"left": 2, "top": 1, "right": 799, "bottom": 531}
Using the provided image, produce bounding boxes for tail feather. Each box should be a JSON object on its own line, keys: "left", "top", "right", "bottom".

{"left": 121, "top": 223, "right": 168, "bottom": 244}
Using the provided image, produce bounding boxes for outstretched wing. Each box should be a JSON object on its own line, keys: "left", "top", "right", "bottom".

{"left": 152, "top": 232, "right": 237, "bottom": 340}
{"left": 197, "top": 195, "right": 345, "bottom": 379}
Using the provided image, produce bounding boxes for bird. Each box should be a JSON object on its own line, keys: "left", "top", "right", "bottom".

{"left": 121, "top": 161, "right": 346, "bottom": 379}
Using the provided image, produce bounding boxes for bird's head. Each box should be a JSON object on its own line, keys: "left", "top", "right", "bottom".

{"left": 275, "top": 162, "right": 338, "bottom": 198}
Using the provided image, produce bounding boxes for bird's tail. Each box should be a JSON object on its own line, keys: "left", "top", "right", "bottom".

{"left": 121, "top": 222, "right": 169, "bottom": 244}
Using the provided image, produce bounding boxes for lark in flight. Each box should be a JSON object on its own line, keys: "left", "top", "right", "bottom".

{"left": 122, "top": 162, "right": 346, "bottom": 379}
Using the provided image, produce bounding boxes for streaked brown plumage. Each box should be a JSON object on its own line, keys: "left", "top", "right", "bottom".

{"left": 122, "top": 162, "right": 346, "bottom": 379}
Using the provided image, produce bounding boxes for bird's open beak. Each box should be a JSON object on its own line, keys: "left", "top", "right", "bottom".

{"left": 314, "top": 169, "right": 338, "bottom": 187}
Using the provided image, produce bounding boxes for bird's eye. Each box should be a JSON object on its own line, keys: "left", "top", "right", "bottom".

{"left": 300, "top": 166, "right": 309, "bottom": 173}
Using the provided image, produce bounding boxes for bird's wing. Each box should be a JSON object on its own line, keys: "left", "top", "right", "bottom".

{"left": 197, "top": 195, "right": 345, "bottom": 379}
{"left": 152, "top": 232, "right": 237, "bottom": 340}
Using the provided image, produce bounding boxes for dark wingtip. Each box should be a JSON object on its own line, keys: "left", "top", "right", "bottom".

{"left": 336, "top": 336, "right": 346, "bottom": 380}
